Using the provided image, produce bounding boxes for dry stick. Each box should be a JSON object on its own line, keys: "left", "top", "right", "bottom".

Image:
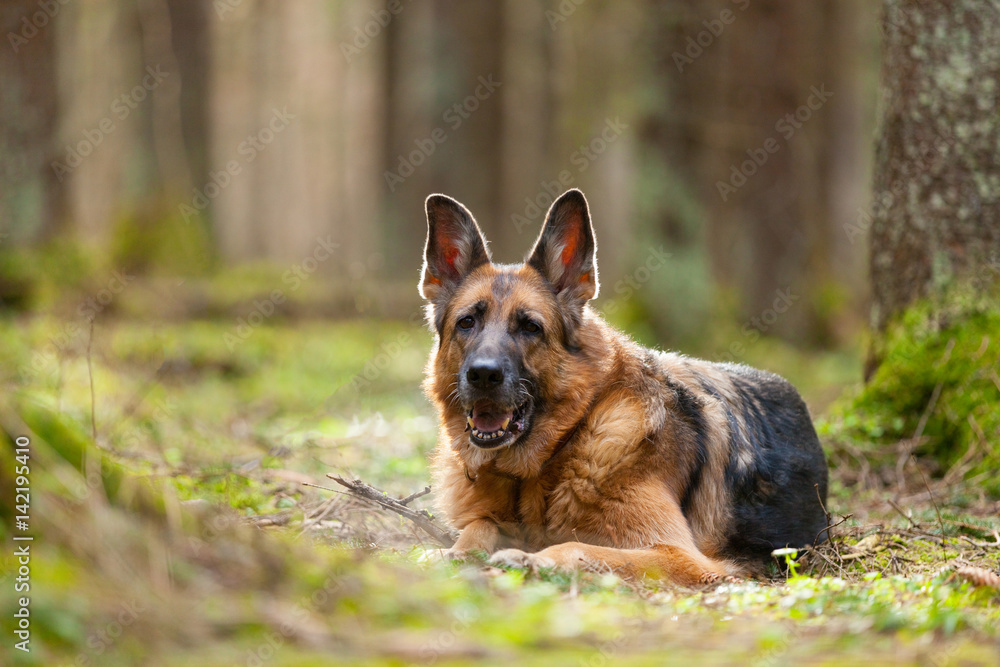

{"left": 325, "top": 475, "right": 458, "bottom": 548}
{"left": 828, "top": 515, "right": 852, "bottom": 559}
{"left": 940, "top": 426, "right": 982, "bottom": 488}
{"left": 912, "top": 381, "right": 944, "bottom": 444}
{"left": 811, "top": 482, "right": 852, "bottom": 572}
{"left": 958, "top": 530, "right": 1000, "bottom": 550}
{"left": 298, "top": 482, "right": 385, "bottom": 540}
{"left": 911, "top": 453, "right": 947, "bottom": 538}
{"left": 297, "top": 494, "right": 341, "bottom": 536}
{"left": 804, "top": 544, "right": 844, "bottom": 579}
{"left": 947, "top": 519, "right": 999, "bottom": 537}
{"left": 887, "top": 499, "right": 918, "bottom": 529}
{"left": 813, "top": 483, "right": 835, "bottom": 544}
{"left": 899, "top": 528, "right": 947, "bottom": 544}
{"left": 398, "top": 486, "right": 431, "bottom": 506}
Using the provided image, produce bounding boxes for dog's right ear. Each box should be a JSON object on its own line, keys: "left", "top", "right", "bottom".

{"left": 420, "top": 194, "right": 491, "bottom": 303}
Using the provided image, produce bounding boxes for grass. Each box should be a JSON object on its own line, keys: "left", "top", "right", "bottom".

{"left": 1, "top": 314, "right": 999, "bottom": 666}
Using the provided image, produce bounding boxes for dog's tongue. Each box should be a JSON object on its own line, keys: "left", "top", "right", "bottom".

{"left": 472, "top": 401, "right": 513, "bottom": 433}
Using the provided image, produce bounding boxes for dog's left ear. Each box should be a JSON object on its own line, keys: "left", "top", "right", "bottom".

{"left": 527, "top": 189, "right": 599, "bottom": 303}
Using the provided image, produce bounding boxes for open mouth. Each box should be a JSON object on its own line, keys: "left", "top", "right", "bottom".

{"left": 465, "top": 399, "right": 531, "bottom": 448}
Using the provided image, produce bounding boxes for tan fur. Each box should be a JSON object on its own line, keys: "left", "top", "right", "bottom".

{"left": 417, "top": 189, "right": 833, "bottom": 584}
{"left": 424, "top": 259, "right": 764, "bottom": 585}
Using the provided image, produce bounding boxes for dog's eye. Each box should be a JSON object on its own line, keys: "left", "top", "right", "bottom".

{"left": 457, "top": 316, "right": 476, "bottom": 330}
{"left": 521, "top": 320, "right": 541, "bottom": 334}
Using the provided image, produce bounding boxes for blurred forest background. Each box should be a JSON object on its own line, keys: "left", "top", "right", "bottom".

{"left": 5, "top": 1, "right": 1000, "bottom": 665}
{"left": 2, "top": 0, "right": 880, "bottom": 353}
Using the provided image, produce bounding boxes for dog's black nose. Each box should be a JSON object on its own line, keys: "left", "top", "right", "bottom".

{"left": 466, "top": 359, "right": 504, "bottom": 389}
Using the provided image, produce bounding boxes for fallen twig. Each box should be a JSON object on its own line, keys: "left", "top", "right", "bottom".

{"left": 398, "top": 486, "right": 431, "bottom": 506}
{"left": 803, "top": 544, "right": 845, "bottom": 578}
{"left": 910, "top": 452, "right": 946, "bottom": 537}
{"left": 887, "top": 499, "right": 918, "bottom": 528}
{"left": 324, "top": 475, "right": 457, "bottom": 548}
{"left": 958, "top": 531, "right": 1000, "bottom": 550}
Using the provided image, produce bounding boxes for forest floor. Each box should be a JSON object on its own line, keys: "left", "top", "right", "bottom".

{"left": 2, "top": 316, "right": 999, "bottom": 666}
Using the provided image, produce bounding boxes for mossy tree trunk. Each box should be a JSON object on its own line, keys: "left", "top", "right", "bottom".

{"left": 869, "top": 1, "right": 1000, "bottom": 343}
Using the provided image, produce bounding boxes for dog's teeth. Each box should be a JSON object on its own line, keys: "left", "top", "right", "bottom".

{"left": 466, "top": 416, "right": 474, "bottom": 431}
{"left": 470, "top": 423, "right": 515, "bottom": 443}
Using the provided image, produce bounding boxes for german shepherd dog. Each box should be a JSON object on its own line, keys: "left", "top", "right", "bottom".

{"left": 420, "top": 189, "right": 828, "bottom": 585}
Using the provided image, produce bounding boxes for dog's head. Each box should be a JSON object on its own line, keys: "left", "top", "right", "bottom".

{"left": 420, "top": 189, "right": 600, "bottom": 450}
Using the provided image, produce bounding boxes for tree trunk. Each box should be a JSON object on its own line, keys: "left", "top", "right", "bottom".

{"left": 869, "top": 0, "right": 1000, "bottom": 337}
{"left": 0, "top": 0, "right": 67, "bottom": 243}
{"left": 651, "top": 0, "right": 876, "bottom": 347}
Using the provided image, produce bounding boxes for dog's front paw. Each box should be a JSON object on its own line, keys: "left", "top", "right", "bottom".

{"left": 698, "top": 571, "right": 722, "bottom": 585}
{"left": 444, "top": 547, "right": 472, "bottom": 561}
{"left": 489, "top": 548, "right": 557, "bottom": 571}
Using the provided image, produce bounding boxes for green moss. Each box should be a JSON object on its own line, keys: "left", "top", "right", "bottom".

{"left": 109, "top": 201, "right": 215, "bottom": 277}
{"left": 821, "top": 289, "right": 1000, "bottom": 493}
{"left": 0, "top": 239, "right": 100, "bottom": 311}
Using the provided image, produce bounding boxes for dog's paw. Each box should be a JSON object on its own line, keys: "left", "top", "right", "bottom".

{"left": 489, "top": 548, "right": 557, "bottom": 571}
{"left": 698, "top": 571, "right": 722, "bottom": 585}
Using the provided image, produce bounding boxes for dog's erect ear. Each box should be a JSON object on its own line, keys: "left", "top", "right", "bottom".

{"left": 420, "top": 194, "right": 491, "bottom": 303}
{"left": 527, "top": 189, "right": 599, "bottom": 303}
